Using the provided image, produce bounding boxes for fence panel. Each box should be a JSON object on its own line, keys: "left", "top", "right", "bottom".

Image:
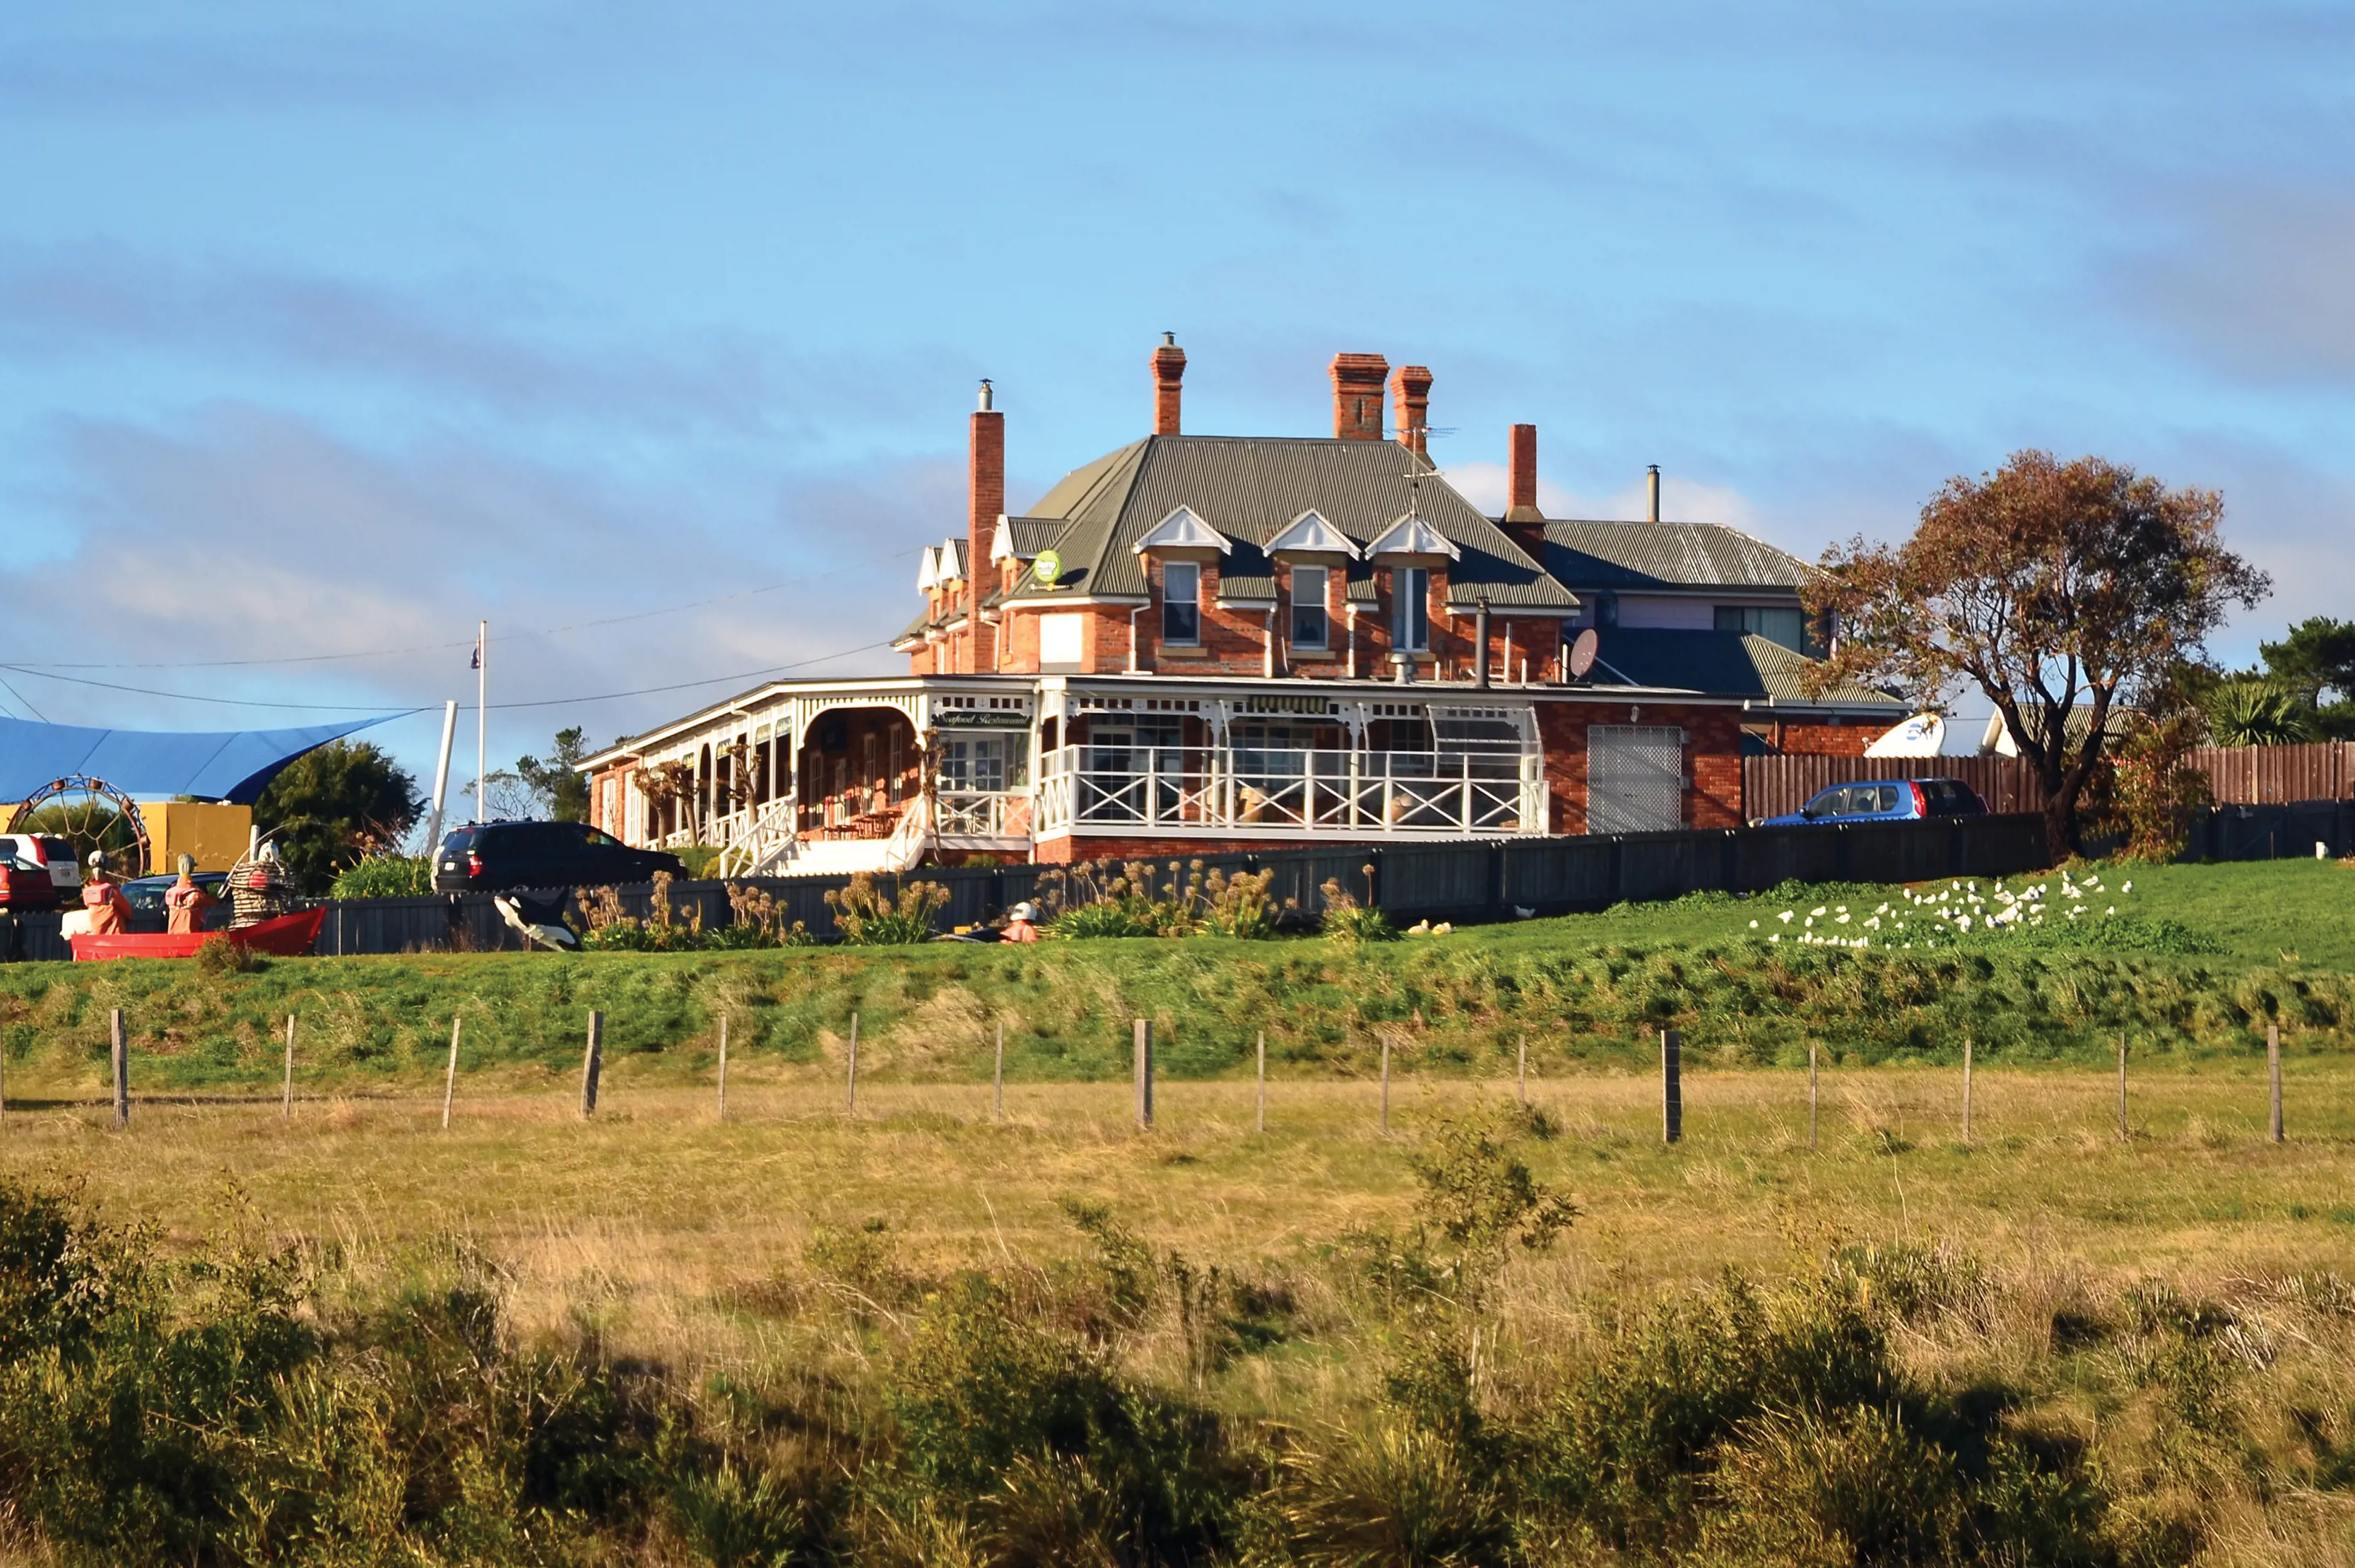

{"left": 1618, "top": 831, "right": 1722, "bottom": 904}
{"left": 1376, "top": 843, "right": 1494, "bottom": 918}
{"left": 2185, "top": 743, "right": 2354, "bottom": 804}
{"left": 1730, "top": 824, "right": 1848, "bottom": 890}
{"left": 1497, "top": 838, "right": 1618, "bottom": 912}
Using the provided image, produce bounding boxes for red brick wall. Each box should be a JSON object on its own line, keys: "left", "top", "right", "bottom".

{"left": 1759, "top": 717, "right": 1886, "bottom": 756}
{"left": 1534, "top": 699, "right": 1745, "bottom": 834}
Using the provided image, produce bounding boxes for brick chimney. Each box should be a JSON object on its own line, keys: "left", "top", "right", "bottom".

{"left": 969, "top": 380, "right": 1005, "bottom": 670}
{"left": 1391, "top": 364, "right": 1432, "bottom": 456}
{"left": 1330, "top": 353, "right": 1388, "bottom": 440}
{"left": 1152, "top": 332, "right": 1186, "bottom": 435}
{"left": 1499, "top": 423, "right": 1545, "bottom": 562}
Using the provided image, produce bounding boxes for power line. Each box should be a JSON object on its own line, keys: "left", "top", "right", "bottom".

{"left": 0, "top": 550, "right": 921, "bottom": 671}
{"left": 0, "top": 637, "right": 896, "bottom": 717}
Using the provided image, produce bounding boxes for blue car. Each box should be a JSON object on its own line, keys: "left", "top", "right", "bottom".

{"left": 1761, "top": 777, "right": 1987, "bottom": 827}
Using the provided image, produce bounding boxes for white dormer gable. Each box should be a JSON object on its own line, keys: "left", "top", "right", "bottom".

{"left": 1262, "top": 508, "right": 1362, "bottom": 559}
{"left": 1366, "top": 512, "right": 1462, "bottom": 561}
{"left": 1131, "top": 505, "right": 1232, "bottom": 555}
{"left": 917, "top": 546, "right": 940, "bottom": 591}
{"left": 988, "top": 514, "right": 1021, "bottom": 562}
{"left": 937, "top": 537, "right": 967, "bottom": 582}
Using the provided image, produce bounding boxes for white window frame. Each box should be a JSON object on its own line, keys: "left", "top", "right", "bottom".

{"left": 1162, "top": 561, "right": 1203, "bottom": 644}
{"left": 1290, "top": 565, "right": 1329, "bottom": 650}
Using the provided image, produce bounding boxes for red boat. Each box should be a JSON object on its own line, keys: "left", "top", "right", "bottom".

{"left": 69, "top": 907, "right": 329, "bottom": 963}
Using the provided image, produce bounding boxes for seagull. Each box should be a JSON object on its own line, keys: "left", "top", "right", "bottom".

{"left": 1514, "top": 905, "right": 1537, "bottom": 920}
{"left": 496, "top": 892, "right": 579, "bottom": 952}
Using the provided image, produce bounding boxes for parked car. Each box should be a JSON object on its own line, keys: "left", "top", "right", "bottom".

{"left": 433, "top": 821, "right": 684, "bottom": 893}
{"left": 0, "top": 834, "right": 81, "bottom": 910}
{"left": 1759, "top": 777, "right": 1988, "bottom": 827}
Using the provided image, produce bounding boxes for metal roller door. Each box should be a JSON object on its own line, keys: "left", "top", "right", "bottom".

{"left": 1587, "top": 725, "right": 1685, "bottom": 835}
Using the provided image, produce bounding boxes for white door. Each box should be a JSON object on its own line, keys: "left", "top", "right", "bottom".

{"left": 1587, "top": 725, "right": 1684, "bottom": 834}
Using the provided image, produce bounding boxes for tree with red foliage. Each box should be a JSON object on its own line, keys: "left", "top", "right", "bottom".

{"left": 1808, "top": 452, "right": 2268, "bottom": 860}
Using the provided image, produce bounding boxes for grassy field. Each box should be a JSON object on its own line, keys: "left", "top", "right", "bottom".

{"left": 0, "top": 859, "right": 2351, "bottom": 1564}
{"left": 0, "top": 859, "right": 2349, "bottom": 1102}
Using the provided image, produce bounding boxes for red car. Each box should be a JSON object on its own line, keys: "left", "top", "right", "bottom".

{"left": 0, "top": 834, "right": 76, "bottom": 912}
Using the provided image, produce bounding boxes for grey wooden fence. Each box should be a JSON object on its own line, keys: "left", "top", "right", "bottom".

{"left": 6, "top": 802, "right": 2340, "bottom": 964}
{"left": 1747, "top": 742, "right": 2355, "bottom": 822}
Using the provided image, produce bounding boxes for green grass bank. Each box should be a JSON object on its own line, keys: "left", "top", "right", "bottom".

{"left": 2, "top": 860, "right": 2349, "bottom": 1095}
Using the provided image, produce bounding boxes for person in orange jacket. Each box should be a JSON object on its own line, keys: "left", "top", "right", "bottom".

{"left": 81, "top": 851, "right": 132, "bottom": 936}
{"left": 164, "top": 854, "right": 216, "bottom": 936}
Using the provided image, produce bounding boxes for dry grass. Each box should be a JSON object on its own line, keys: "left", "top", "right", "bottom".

{"left": 6, "top": 1061, "right": 2351, "bottom": 1388}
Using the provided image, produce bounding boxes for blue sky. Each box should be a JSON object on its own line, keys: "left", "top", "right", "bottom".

{"left": 1, "top": 1, "right": 2348, "bottom": 784}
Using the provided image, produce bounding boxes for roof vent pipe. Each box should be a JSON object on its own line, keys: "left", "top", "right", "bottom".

{"left": 1474, "top": 599, "right": 1491, "bottom": 690}
{"left": 1646, "top": 464, "right": 1660, "bottom": 524}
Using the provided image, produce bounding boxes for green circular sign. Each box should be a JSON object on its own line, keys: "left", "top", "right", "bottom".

{"left": 1034, "top": 549, "right": 1063, "bottom": 585}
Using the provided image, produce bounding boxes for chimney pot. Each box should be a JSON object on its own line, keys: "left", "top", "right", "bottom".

{"left": 1646, "top": 464, "right": 1660, "bottom": 524}
{"left": 1151, "top": 335, "right": 1187, "bottom": 436}
{"left": 977, "top": 378, "right": 993, "bottom": 412}
{"left": 1391, "top": 364, "right": 1434, "bottom": 457}
{"left": 1329, "top": 352, "right": 1388, "bottom": 440}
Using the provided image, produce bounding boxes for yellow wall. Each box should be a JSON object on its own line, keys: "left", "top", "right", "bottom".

{"left": 146, "top": 802, "right": 254, "bottom": 873}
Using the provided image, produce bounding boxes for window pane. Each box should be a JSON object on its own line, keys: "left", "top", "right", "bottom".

{"left": 1291, "top": 566, "right": 1328, "bottom": 648}
{"left": 1394, "top": 567, "right": 1429, "bottom": 651}
{"left": 1713, "top": 606, "right": 1747, "bottom": 633}
{"left": 1163, "top": 562, "right": 1200, "bottom": 643}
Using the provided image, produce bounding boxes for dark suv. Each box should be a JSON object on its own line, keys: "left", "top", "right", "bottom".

{"left": 433, "top": 821, "right": 684, "bottom": 893}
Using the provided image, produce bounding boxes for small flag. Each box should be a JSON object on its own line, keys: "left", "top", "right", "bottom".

{"left": 471, "top": 635, "right": 483, "bottom": 671}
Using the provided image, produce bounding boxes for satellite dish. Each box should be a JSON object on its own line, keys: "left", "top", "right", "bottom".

{"left": 1568, "top": 627, "right": 1599, "bottom": 679}
{"left": 1865, "top": 712, "right": 1945, "bottom": 758}
{"left": 1033, "top": 549, "right": 1063, "bottom": 587}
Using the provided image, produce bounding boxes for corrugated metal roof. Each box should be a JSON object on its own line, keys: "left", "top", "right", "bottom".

{"left": 1542, "top": 519, "right": 1815, "bottom": 591}
{"left": 1002, "top": 436, "right": 1576, "bottom": 611}
{"left": 1580, "top": 629, "right": 1904, "bottom": 708}
{"left": 994, "top": 517, "right": 1063, "bottom": 560}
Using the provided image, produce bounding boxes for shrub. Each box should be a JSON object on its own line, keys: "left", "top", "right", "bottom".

{"left": 1321, "top": 868, "right": 1398, "bottom": 945}
{"left": 826, "top": 873, "right": 949, "bottom": 945}
{"left": 327, "top": 854, "right": 433, "bottom": 900}
{"left": 193, "top": 933, "right": 258, "bottom": 975}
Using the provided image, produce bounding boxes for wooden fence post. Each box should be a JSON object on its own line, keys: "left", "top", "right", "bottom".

{"left": 2269, "top": 1022, "right": 2284, "bottom": 1143}
{"left": 1961, "top": 1036, "right": 1973, "bottom": 1145}
{"left": 846, "top": 1013, "right": 859, "bottom": 1116}
{"left": 993, "top": 1020, "right": 1005, "bottom": 1123}
{"left": 580, "top": 1011, "right": 603, "bottom": 1118}
{"left": 716, "top": 1014, "right": 728, "bottom": 1123}
{"left": 1133, "top": 1018, "right": 1153, "bottom": 1131}
{"left": 1380, "top": 1036, "right": 1392, "bottom": 1135}
{"left": 1807, "top": 1041, "right": 1818, "bottom": 1151}
{"left": 1660, "top": 1027, "right": 1681, "bottom": 1145}
{"left": 2115, "top": 1032, "right": 2129, "bottom": 1143}
{"left": 441, "top": 1018, "right": 461, "bottom": 1130}
{"left": 282, "top": 1014, "right": 296, "bottom": 1120}
{"left": 111, "top": 1008, "right": 127, "bottom": 1128}
{"left": 1517, "top": 1034, "right": 1528, "bottom": 1104}
{"left": 1256, "top": 1031, "right": 1266, "bottom": 1133}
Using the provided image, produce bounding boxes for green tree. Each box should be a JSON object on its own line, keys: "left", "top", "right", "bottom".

{"left": 1810, "top": 451, "right": 2269, "bottom": 859}
{"left": 516, "top": 727, "right": 594, "bottom": 822}
{"left": 252, "top": 741, "right": 423, "bottom": 893}
{"left": 2204, "top": 680, "right": 2314, "bottom": 746}
{"left": 2258, "top": 616, "right": 2355, "bottom": 738}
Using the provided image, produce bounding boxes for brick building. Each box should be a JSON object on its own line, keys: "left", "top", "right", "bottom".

{"left": 578, "top": 341, "right": 1902, "bottom": 874}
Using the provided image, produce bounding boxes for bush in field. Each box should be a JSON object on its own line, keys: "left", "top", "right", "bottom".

{"left": 327, "top": 854, "right": 434, "bottom": 900}
{"left": 1320, "top": 870, "right": 1399, "bottom": 945}
{"left": 826, "top": 873, "right": 949, "bottom": 945}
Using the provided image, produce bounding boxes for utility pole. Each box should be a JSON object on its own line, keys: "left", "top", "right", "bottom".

{"left": 475, "top": 620, "right": 488, "bottom": 827}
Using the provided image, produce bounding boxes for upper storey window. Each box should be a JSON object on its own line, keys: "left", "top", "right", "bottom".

{"left": 1393, "top": 567, "right": 1429, "bottom": 652}
{"left": 1714, "top": 604, "right": 1805, "bottom": 652}
{"left": 1290, "top": 565, "right": 1329, "bottom": 650}
{"left": 1163, "top": 562, "right": 1202, "bottom": 644}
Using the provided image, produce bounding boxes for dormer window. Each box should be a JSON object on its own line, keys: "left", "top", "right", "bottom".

{"left": 1290, "top": 565, "right": 1329, "bottom": 650}
{"left": 1162, "top": 562, "right": 1202, "bottom": 644}
{"left": 1392, "top": 567, "right": 1429, "bottom": 652}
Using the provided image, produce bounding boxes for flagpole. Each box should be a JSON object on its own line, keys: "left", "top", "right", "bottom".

{"left": 476, "top": 620, "right": 488, "bottom": 827}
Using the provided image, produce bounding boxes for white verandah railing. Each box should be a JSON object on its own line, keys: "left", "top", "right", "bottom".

{"left": 1036, "top": 746, "right": 1547, "bottom": 839}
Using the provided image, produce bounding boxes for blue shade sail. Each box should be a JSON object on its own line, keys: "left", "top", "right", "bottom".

{"left": 0, "top": 715, "right": 403, "bottom": 806}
